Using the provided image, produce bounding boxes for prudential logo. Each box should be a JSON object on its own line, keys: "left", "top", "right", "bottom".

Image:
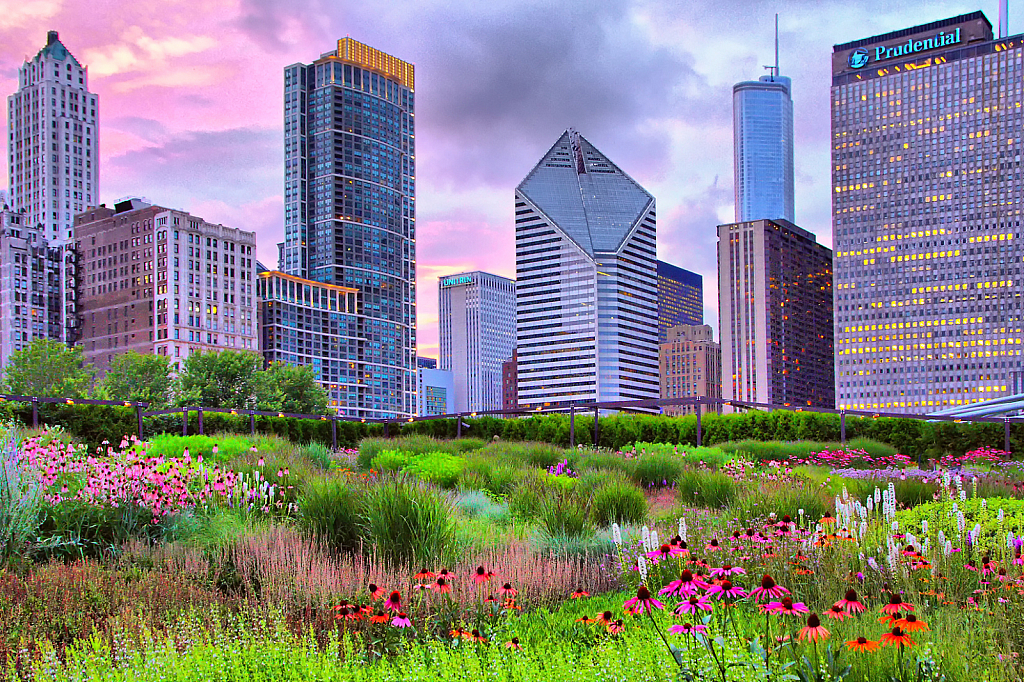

{"left": 848, "top": 48, "right": 870, "bottom": 69}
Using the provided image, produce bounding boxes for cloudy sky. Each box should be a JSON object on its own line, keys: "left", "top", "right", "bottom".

{"left": 0, "top": 0, "right": 1004, "bottom": 357}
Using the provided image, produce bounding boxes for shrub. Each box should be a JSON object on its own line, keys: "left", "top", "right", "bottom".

{"left": 370, "top": 450, "right": 412, "bottom": 472}
{"left": 402, "top": 452, "right": 464, "bottom": 488}
{"left": 632, "top": 452, "right": 683, "bottom": 488}
{"left": 360, "top": 474, "right": 458, "bottom": 566}
{"left": 716, "top": 437, "right": 897, "bottom": 463}
{"left": 675, "top": 468, "right": 737, "bottom": 509}
{"left": 591, "top": 475, "right": 647, "bottom": 527}
{"left": 298, "top": 476, "right": 365, "bottom": 553}
{"left": 141, "top": 434, "right": 256, "bottom": 461}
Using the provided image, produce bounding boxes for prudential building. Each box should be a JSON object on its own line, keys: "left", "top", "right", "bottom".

{"left": 832, "top": 11, "right": 1024, "bottom": 412}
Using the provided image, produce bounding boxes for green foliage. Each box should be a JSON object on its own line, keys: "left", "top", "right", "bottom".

{"left": 141, "top": 434, "right": 257, "bottom": 461}
{"left": 717, "top": 437, "right": 897, "bottom": 462}
{"left": 34, "top": 499, "right": 165, "bottom": 559}
{"left": 537, "top": 488, "right": 592, "bottom": 539}
{"left": 98, "top": 352, "right": 172, "bottom": 408}
{"left": 180, "top": 508, "right": 263, "bottom": 550}
{"left": 261, "top": 362, "right": 329, "bottom": 414}
{"left": 369, "top": 450, "right": 412, "bottom": 472}
{"left": 299, "top": 441, "right": 332, "bottom": 470}
{"left": 357, "top": 435, "right": 455, "bottom": 470}
{"left": 731, "top": 478, "right": 832, "bottom": 522}
{"left": 1, "top": 338, "right": 93, "bottom": 398}
{"left": 453, "top": 490, "right": 510, "bottom": 525}
{"left": 893, "top": 497, "right": 1024, "bottom": 553}
{"left": 174, "top": 350, "right": 274, "bottom": 410}
{"left": 631, "top": 452, "right": 683, "bottom": 488}
{"left": 591, "top": 474, "right": 647, "bottom": 527}
{"left": 675, "top": 468, "right": 737, "bottom": 509}
{"left": 359, "top": 474, "right": 458, "bottom": 566}
{"left": 401, "top": 451, "right": 465, "bottom": 488}
{"left": 0, "top": 426, "right": 43, "bottom": 561}
{"left": 297, "top": 476, "right": 364, "bottom": 553}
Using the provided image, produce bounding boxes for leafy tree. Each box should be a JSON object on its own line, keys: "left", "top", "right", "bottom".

{"left": 173, "top": 350, "right": 274, "bottom": 409}
{"left": 98, "top": 352, "right": 172, "bottom": 408}
{"left": 263, "top": 362, "right": 329, "bottom": 414}
{"left": 1, "top": 338, "right": 93, "bottom": 398}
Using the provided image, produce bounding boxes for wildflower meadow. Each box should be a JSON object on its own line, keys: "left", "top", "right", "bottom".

{"left": 2, "top": 421, "right": 1024, "bottom": 681}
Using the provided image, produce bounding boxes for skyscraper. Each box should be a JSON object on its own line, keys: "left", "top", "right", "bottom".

{"left": 831, "top": 12, "right": 1024, "bottom": 411}
{"left": 281, "top": 39, "right": 416, "bottom": 418}
{"left": 718, "top": 219, "right": 834, "bottom": 408}
{"left": 659, "top": 324, "right": 722, "bottom": 416}
{"left": 438, "top": 271, "right": 515, "bottom": 413}
{"left": 733, "top": 73, "right": 794, "bottom": 222}
{"left": 657, "top": 260, "right": 703, "bottom": 341}
{"left": 515, "top": 130, "right": 659, "bottom": 409}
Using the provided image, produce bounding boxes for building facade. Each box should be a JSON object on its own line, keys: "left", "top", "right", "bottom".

{"left": 75, "top": 200, "right": 257, "bottom": 376}
{"left": 502, "top": 348, "right": 518, "bottom": 415}
{"left": 257, "top": 271, "right": 359, "bottom": 413}
{"left": 281, "top": 38, "right": 416, "bottom": 419}
{"left": 417, "top": 367, "right": 454, "bottom": 416}
{"left": 0, "top": 206, "right": 79, "bottom": 368}
{"left": 438, "top": 271, "right": 515, "bottom": 412}
{"left": 657, "top": 260, "right": 703, "bottom": 341}
{"left": 832, "top": 11, "right": 1024, "bottom": 411}
{"left": 718, "top": 218, "right": 834, "bottom": 408}
{"left": 515, "top": 130, "right": 660, "bottom": 409}
{"left": 659, "top": 324, "right": 722, "bottom": 416}
{"left": 733, "top": 75, "right": 794, "bottom": 223}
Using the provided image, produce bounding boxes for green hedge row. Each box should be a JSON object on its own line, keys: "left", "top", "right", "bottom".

{"left": 0, "top": 401, "right": 1016, "bottom": 458}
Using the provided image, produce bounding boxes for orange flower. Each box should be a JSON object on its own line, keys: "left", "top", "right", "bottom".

{"left": 896, "top": 614, "right": 929, "bottom": 633}
{"left": 505, "top": 637, "right": 522, "bottom": 650}
{"left": 846, "top": 636, "right": 880, "bottom": 653}
{"left": 570, "top": 589, "right": 590, "bottom": 599}
{"left": 596, "top": 610, "right": 615, "bottom": 626}
{"left": 797, "top": 613, "right": 830, "bottom": 642}
{"left": 880, "top": 627, "right": 915, "bottom": 648}
{"left": 607, "top": 619, "right": 625, "bottom": 634}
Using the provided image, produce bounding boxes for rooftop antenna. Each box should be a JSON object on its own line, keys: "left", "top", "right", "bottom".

{"left": 1000, "top": 0, "right": 1009, "bottom": 38}
{"left": 763, "top": 14, "right": 780, "bottom": 80}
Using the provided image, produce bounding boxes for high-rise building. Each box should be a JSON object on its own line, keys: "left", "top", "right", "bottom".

{"left": 515, "top": 130, "right": 659, "bottom": 409}
{"left": 257, "top": 271, "right": 359, "bottom": 413}
{"left": 733, "top": 74, "right": 794, "bottom": 222}
{"left": 718, "top": 219, "right": 834, "bottom": 408}
{"left": 75, "top": 200, "right": 258, "bottom": 376}
{"left": 657, "top": 260, "right": 703, "bottom": 341}
{"left": 502, "top": 349, "right": 518, "bottom": 415}
{"left": 417, "top": 367, "right": 454, "bottom": 416}
{"left": 0, "top": 206, "right": 79, "bottom": 368}
{"left": 281, "top": 38, "right": 416, "bottom": 419}
{"left": 831, "top": 11, "right": 1024, "bottom": 411}
{"left": 659, "top": 324, "right": 722, "bottom": 416}
{"left": 438, "top": 271, "right": 515, "bottom": 412}
{"left": 8, "top": 31, "right": 99, "bottom": 244}
{"left": 417, "top": 356, "right": 437, "bottom": 369}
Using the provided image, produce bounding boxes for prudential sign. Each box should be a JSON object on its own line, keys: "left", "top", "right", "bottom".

{"left": 848, "top": 27, "right": 961, "bottom": 69}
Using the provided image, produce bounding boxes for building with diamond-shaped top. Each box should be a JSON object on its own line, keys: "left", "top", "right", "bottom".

{"left": 514, "top": 130, "right": 659, "bottom": 409}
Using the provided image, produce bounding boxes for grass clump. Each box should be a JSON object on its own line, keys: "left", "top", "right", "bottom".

{"left": 676, "top": 468, "right": 737, "bottom": 509}
{"left": 297, "top": 476, "right": 364, "bottom": 553}
{"left": 591, "top": 474, "right": 647, "bottom": 527}
{"left": 360, "top": 474, "right": 458, "bottom": 566}
{"left": 632, "top": 452, "right": 683, "bottom": 488}
{"left": 402, "top": 452, "right": 465, "bottom": 488}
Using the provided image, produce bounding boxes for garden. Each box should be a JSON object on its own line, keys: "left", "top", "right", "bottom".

{"left": 2, "top": 419, "right": 1024, "bottom": 681}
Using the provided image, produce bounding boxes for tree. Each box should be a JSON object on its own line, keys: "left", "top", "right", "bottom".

{"left": 1, "top": 338, "right": 93, "bottom": 398}
{"left": 263, "top": 362, "right": 329, "bottom": 414}
{"left": 99, "top": 352, "right": 172, "bottom": 408}
{"left": 173, "top": 350, "right": 275, "bottom": 409}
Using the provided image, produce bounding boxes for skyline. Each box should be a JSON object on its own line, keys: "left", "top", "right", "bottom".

{"left": 0, "top": 0, "right": 1011, "bottom": 358}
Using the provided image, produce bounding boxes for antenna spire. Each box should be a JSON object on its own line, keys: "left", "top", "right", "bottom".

{"left": 763, "top": 14, "right": 780, "bottom": 80}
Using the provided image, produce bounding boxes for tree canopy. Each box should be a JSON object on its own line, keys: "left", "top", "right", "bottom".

{"left": 98, "top": 352, "right": 173, "bottom": 408}
{"left": 1, "top": 338, "right": 93, "bottom": 398}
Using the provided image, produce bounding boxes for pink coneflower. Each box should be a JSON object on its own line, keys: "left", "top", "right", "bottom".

{"left": 964, "top": 560, "right": 978, "bottom": 571}
{"left": 473, "top": 566, "right": 495, "bottom": 584}
{"left": 499, "top": 582, "right": 518, "bottom": 598}
{"left": 438, "top": 568, "right": 457, "bottom": 581}
{"left": 414, "top": 568, "right": 436, "bottom": 581}
{"left": 570, "top": 589, "right": 590, "bottom": 598}
{"left": 880, "top": 593, "right": 914, "bottom": 615}
{"left": 750, "top": 574, "right": 790, "bottom": 602}
{"left": 706, "top": 538, "right": 722, "bottom": 551}
{"left": 505, "top": 637, "right": 522, "bottom": 650}
{"left": 765, "top": 597, "right": 810, "bottom": 616}
{"left": 673, "top": 595, "right": 713, "bottom": 616}
{"left": 823, "top": 604, "right": 850, "bottom": 621}
{"left": 1014, "top": 550, "right": 1023, "bottom": 566}
{"left": 607, "top": 619, "right": 625, "bottom": 634}
{"left": 669, "top": 622, "right": 708, "bottom": 636}
{"left": 834, "top": 589, "right": 867, "bottom": 614}
{"left": 706, "top": 580, "right": 747, "bottom": 600}
{"left": 368, "top": 583, "right": 386, "bottom": 600}
{"left": 385, "top": 590, "right": 402, "bottom": 612}
{"left": 391, "top": 612, "right": 413, "bottom": 628}
{"left": 647, "top": 543, "right": 686, "bottom": 561}
{"left": 624, "top": 585, "right": 664, "bottom": 614}
{"left": 798, "top": 614, "right": 830, "bottom": 642}
{"left": 709, "top": 564, "right": 747, "bottom": 578}
{"left": 659, "top": 569, "right": 711, "bottom": 597}
{"left": 433, "top": 577, "right": 452, "bottom": 594}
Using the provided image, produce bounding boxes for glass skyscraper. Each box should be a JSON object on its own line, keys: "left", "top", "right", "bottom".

{"left": 832, "top": 11, "right": 1024, "bottom": 411}
{"left": 657, "top": 260, "right": 703, "bottom": 341}
{"left": 733, "top": 76, "right": 795, "bottom": 222}
{"left": 281, "top": 39, "right": 416, "bottom": 418}
{"left": 515, "top": 130, "right": 659, "bottom": 408}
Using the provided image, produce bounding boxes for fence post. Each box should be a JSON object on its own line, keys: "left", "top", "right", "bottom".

{"left": 31, "top": 397, "right": 38, "bottom": 429}
{"left": 456, "top": 413, "right": 462, "bottom": 438}
{"left": 182, "top": 407, "right": 188, "bottom": 436}
{"left": 569, "top": 402, "right": 576, "bottom": 448}
{"left": 198, "top": 408, "right": 204, "bottom": 435}
{"left": 332, "top": 417, "right": 338, "bottom": 450}
{"left": 695, "top": 399, "right": 702, "bottom": 446}
{"left": 136, "top": 404, "right": 144, "bottom": 440}
{"left": 593, "top": 406, "right": 599, "bottom": 447}
{"left": 840, "top": 410, "right": 847, "bottom": 449}
{"left": 1005, "top": 417, "right": 1011, "bottom": 453}
{"left": 250, "top": 411, "right": 256, "bottom": 435}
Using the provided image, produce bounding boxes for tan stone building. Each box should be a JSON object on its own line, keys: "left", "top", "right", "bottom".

{"left": 660, "top": 324, "right": 722, "bottom": 415}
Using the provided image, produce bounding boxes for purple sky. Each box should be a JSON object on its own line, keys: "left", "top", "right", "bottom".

{"left": 0, "top": 0, "right": 1000, "bottom": 357}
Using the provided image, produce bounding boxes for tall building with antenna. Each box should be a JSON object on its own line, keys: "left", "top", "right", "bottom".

{"left": 733, "top": 16, "right": 795, "bottom": 223}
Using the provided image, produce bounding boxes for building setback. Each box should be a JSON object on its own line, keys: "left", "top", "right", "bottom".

{"left": 281, "top": 38, "right": 416, "bottom": 419}
{"left": 718, "top": 218, "right": 834, "bottom": 408}
{"left": 0, "top": 207, "right": 78, "bottom": 368}
{"left": 831, "top": 11, "right": 1024, "bottom": 410}
{"left": 502, "top": 348, "right": 518, "bottom": 415}
{"left": 659, "top": 324, "right": 722, "bottom": 416}
{"left": 657, "top": 260, "right": 703, "bottom": 342}
{"left": 417, "top": 367, "right": 454, "bottom": 416}
{"left": 438, "top": 271, "right": 515, "bottom": 412}
{"left": 75, "top": 200, "right": 257, "bottom": 376}
{"left": 733, "top": 75, "right": 794, "bottom": 223}
{"left": 257, "top": 271, "right": 360, "bottom": 413}
{"left": 515, "top": 130, "right": 659, "bottom": 409}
